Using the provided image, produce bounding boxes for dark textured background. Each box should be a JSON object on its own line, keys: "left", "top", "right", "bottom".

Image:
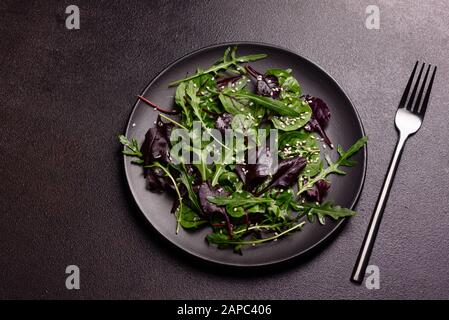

{"left": 1, "top": 0, "right": 448, "bottom": 299}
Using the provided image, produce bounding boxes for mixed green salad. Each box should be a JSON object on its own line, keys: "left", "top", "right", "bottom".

{"left": 119, "top": 47, "right": 367, "bottom": 253}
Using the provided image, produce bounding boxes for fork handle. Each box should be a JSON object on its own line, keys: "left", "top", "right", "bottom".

{"left": 351, "top": 133, "right": 408, "bottom": 284}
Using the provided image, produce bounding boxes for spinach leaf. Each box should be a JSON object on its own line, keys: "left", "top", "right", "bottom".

{"left": 218, "top": 89, "right": 265, "bottom": 121}
{"left": 271, "top": 100, "right": 312, "bottom": 131}
{"left": 234, "top": 92, "right": 300, "bottom": 117}
{"left": 279, "top": 130, "right": 322, "bottom": 178}
{"left": 266, "top": 68, "right": 301, "bottom": 100}
{"left": 179, "top": 204, "right": 208, "bottom": 229}
{"left": 217, "top": 171, "right": 243, "bottom": 193}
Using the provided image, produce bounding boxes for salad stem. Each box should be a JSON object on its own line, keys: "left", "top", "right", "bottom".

{"left": 137, "top": 95, "right": 179, "bottom": 114}
{"left": 146, "top": 162, "right": 183, "bottom": 234}
{"left": 211, "top": 221, "right": 306, "bottom": 245}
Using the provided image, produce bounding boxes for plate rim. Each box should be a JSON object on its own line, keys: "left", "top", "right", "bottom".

{"left": 123, "top": 41, "right": 368, "bottom": 267}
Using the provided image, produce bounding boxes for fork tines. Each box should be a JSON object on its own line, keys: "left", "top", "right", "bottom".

{"left": 399, "top": 61, "right": 437, "bottom": 116}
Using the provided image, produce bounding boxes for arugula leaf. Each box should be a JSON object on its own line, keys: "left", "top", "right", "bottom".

{"left": 118, "top": 135, "right": 144, "bottom": 165}
{"left": 208, "top": 191, "right": 272, "bottom": 207}
{"left": 208, "top": 191, "right": 273, "bottom": 218}
{"left": 185, "top": 80, "right": 228, "bottom": 151}
{"left": 118, "top": 135, "right": 143, "bottom": 158}
{"left": 291, "top": 201, "right": 356, "bottom": 225}
{"left": 169, "top": 47, "right": 267, "bottom": 86}
{"left": 176, "top": 167, "right": 201, "bottom": 213}
{"left": 206, "top": 221, "right": 306, "bottom": 246}
{"left": 297, "top": 136, "right": 368, "bottom": 195}
{"left": 175, "top": 82, "right": 193, "bottom": 128}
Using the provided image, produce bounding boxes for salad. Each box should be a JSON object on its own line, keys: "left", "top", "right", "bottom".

{"left": 119, "top": 47, "right": 367, "bottom": 253}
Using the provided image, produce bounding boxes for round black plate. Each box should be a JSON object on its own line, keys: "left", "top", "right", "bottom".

{"left": 124, "top": 42, "right": 367, "bottom": 267}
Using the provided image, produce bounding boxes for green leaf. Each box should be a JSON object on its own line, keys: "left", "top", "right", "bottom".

{"left": 232, "top": 92, "right": 300, "bottom": 117}
{"left": 227, "top": 206, "right": 246, "bottom": 218}
{"left": 278, "top": 130, "right": 321, "bottom": 178}
{"left": 271, "top": 101, "right": 312, "bottom": 131}
{"left": 302, "top": 202, "right": 357, "bottom": 225}
{"left": 169, "top": 47, "right": 267, "bottom": 86}
{"left": 176, "top": 167, "right": 201, "bottom": 213}
{"left": 218, "top": 89, "right": 265, "bottom": 122}
{"left": 208, "top": 191, "right": 273, "bottom": 218}
{"left": 208, "top": 191, "right": 272, "bottom": 207}
{"left": 179, "top": 204, "right": 207, "bottom": 229}
{"left": 174, "top": 82, "right": 193, "bottom": 128}
{"left": 206, "top": 232, "right": 231, "bottom": 245}
{"left": 118, "top": 135, "right": 142, "bottom": 158}
{"left": 206, "top": 221, "right": 306, "bottom": 246}
{"left": 297, "top": 136, "right": 368, "bottom": 195}
{"left": 185, "top": 80, "right": 229, "bottom": 152}
{"left": 211, "top": 164, "right": 226, "bottom": 187}
{"left": 266, "top": 68, "right": 301, "bottom": 99}
{"left": 339, "top": 136, "right": 368, "bottom": 160}
{"left": 217, "top": 171, "right": 243, "bottom": 192}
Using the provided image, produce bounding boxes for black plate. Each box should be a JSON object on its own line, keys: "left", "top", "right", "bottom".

{"left": 124, "top": 42, "right": 367, "bottom": 267}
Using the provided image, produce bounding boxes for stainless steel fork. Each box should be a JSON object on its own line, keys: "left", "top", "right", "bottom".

{"left": 351, "top": 62, "right": 437, "bottom": 284}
